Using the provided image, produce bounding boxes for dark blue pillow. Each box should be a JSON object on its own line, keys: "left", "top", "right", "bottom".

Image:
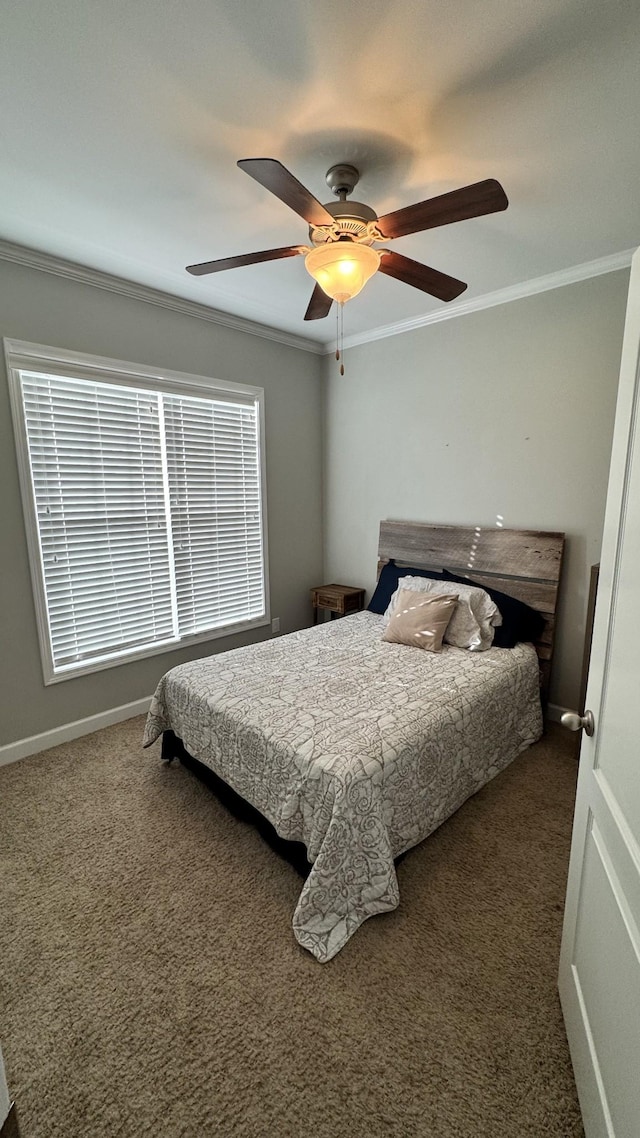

{"left": 368, "top": 560, "right": 444, "bottom": 615}
{"left": 442, "top": 570, "right": 545, "bottom": 648}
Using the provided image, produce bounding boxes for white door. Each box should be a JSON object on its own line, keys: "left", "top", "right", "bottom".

{"left": 559, "top": 246, "right": 640, "bottom": 1138}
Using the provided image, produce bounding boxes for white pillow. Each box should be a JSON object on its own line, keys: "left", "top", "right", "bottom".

{"left": 384, "top": 575, "right": 501, "bottom": 651}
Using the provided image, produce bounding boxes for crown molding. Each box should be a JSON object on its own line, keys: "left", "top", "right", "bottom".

{"left": 324, "top": 248, "right": 636, "bottom": 353}
{"left": 0, "top": 238, "right": 324, "bottom": 356}
{"left": 1, "top": 237, "right": 633, "bottom": 360}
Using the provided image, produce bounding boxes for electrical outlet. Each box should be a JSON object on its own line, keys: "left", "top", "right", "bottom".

{"left": 271, "top": 617, "right": 280, "bottom": 634}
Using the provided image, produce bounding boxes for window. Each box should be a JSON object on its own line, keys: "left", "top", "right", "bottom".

{"left": 6, "top": 340, "right": 269, "bottom": 683}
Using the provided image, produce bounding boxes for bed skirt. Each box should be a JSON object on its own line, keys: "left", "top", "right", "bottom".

{"left": 161, "top": 729, "right": 313, "bottom": 877}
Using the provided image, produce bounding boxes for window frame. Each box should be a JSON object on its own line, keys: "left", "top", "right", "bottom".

{"left": 5, "top": 338, "right": 270, "bottom": 685}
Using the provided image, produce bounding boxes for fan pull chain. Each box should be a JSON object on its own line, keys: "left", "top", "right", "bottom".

{"left": 334, "top": 303, "right": 346, "bottom": 375}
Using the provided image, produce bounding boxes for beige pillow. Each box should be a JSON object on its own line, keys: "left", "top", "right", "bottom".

{"left": 381, "top": 589, "right": 458, "bottom": 652}
{"left": 384, "top": 575, "right": 501, "bottom": 651}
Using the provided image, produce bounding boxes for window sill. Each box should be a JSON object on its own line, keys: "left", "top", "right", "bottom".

{"left": 43, "top": 613, "right": 271, "bottom": 685}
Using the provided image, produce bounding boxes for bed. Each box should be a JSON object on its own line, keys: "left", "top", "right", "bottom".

{"left": 144, "top": 521, "right": 565, "bottom": 962}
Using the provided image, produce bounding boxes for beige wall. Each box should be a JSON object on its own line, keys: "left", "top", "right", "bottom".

{"left": 0, "top": 259, "right": 630, "bottom": 744}
{"left": 322, "top": 271, "right": 630, "bottom": 709}
{"left": 0, "top": 259, "right": 323, "bottom": 746}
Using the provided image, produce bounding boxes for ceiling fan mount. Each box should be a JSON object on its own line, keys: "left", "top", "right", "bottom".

{"left": 324, "top": 162, "right": 360, "bottom": 198}
{"left": 185, "top": 157, "right": 509, "bottom": 321}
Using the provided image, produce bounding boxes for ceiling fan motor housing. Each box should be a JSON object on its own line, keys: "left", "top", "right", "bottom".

{"left": 310, "top": 199, "right": 378, "bottom": 242}
{"left": 306, "top": 163, "right": 380, "bottom": 244}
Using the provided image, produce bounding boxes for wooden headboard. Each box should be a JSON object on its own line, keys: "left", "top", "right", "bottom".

{"left": 377, "top": 520, "right": 565, "bottom": 703}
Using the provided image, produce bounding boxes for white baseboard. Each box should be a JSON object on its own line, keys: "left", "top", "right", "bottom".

{"left": 0, "top": 696, "right": 152, "bottom": 768}
{"left": 546, "top": 703, "right": 572, "bottom": 724}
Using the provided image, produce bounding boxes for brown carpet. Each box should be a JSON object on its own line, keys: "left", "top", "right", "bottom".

{"left": 0, "top": 718, "right": 583, "bottom": 1138}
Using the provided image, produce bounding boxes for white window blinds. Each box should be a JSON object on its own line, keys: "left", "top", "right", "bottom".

{"left": 14, "top": 359, "right": 266, "bottom": 680}
{"left": 163, "top": 393, "right": 264, "bottom": 636}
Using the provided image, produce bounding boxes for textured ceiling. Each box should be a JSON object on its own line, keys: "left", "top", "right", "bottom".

{"left": 2, "top": 0, "right": 639, "bottom": 345}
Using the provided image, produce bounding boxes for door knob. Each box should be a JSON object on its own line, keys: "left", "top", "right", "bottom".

{"left": 561, "top": 709, "right": 595, "bottom": 736}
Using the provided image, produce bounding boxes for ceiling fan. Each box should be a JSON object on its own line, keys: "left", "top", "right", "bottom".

{"left": 186, "top": 159, "right": 508, "bottom": 321}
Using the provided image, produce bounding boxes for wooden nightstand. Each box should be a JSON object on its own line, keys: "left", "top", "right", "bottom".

{"left": 311, "top": 584, "right": 366, "bottom": 624}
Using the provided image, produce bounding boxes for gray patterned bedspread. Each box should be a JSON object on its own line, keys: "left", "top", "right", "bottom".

{"left": 143, "top": 612, "right": 542, "bottom": 962}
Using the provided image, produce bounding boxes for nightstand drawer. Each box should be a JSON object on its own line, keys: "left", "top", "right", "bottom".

{"left": 315, "top": 589, "right": 342, "bottom": 611}
{"left": 311, "top": 584, "right": 366, "bottom": 622}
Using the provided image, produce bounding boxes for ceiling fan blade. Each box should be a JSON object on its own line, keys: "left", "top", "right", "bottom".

{"left": 186, "top": 245, "right": 303, "bottom": 276}
{"left": 238, "top": 158, "right": 334, "bottom": 227}
{"left": 304, "top": 284, "right": 333, "bottom": 321}
{"left": 379, "top": 251, "right": 467, "bottom": 302}
{"left": 376, "top": 179, "right": 508, "bottom": 240}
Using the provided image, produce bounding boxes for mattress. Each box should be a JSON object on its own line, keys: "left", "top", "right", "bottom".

{"left": 144, "top": 611, "right": 543, "bottom": 961}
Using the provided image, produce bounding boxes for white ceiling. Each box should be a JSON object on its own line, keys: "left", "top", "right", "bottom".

{"left": 2, "top": 0, "right": 639, "bottom": 346}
